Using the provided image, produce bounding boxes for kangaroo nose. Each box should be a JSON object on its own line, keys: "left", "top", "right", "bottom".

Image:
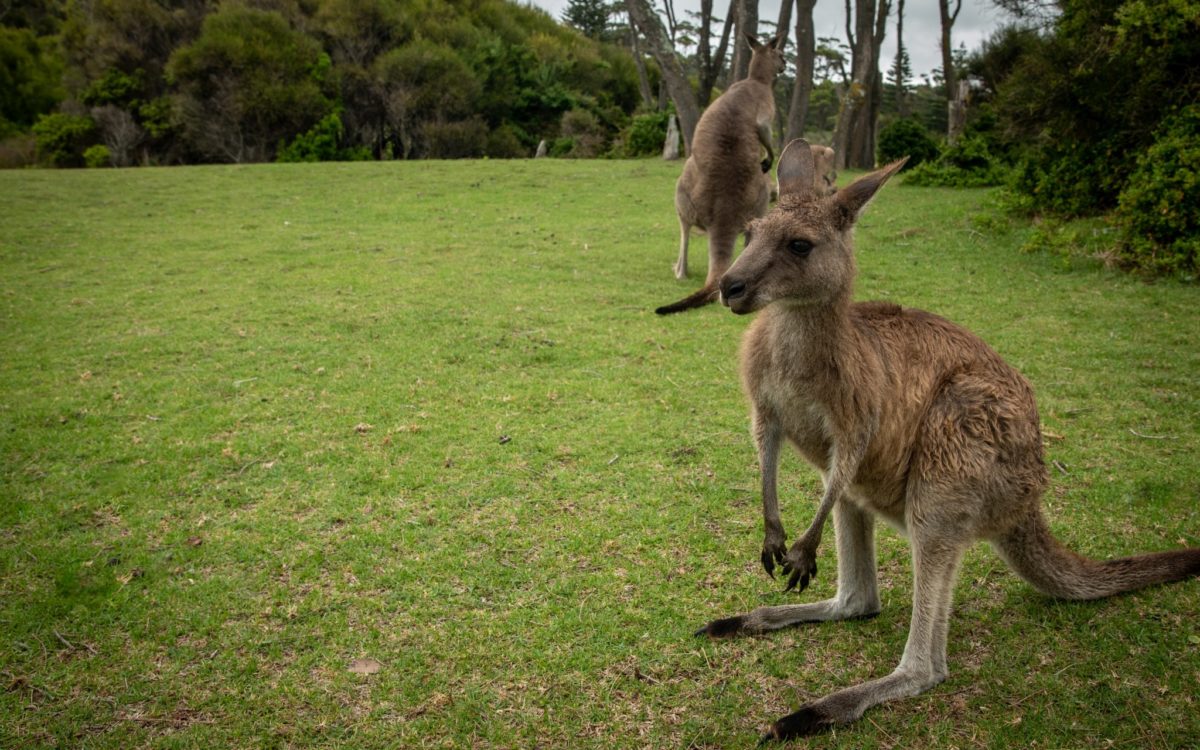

{"left": 720, "top": 277, "right": 746, "bottom": 302}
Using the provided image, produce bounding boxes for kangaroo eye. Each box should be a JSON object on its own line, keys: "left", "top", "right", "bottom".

{"left": 788, "top": 239, "right": 813, "bottom": 257}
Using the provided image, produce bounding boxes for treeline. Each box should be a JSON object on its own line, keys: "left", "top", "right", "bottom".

{"left": 1, "top": 0, "right": 657, "bottom": 166}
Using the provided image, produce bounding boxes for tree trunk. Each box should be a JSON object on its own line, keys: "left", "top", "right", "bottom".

{"left": 628, "top": 17, "right": 656, "bottom": 109}
{"left": 832, "top": 0, "right": 888, "bottom": 169}
{"left": 785, "top": 0, "right": 817, "bottom": 142}
{"left": 626, "top": 0, "right": 701, "bottom": 151}
{"left": 947, "top": 79, "right": 969, "bottom": 143}
{"left": 731, "top": 0, "right": 758, "bottom": 81}
{"left": 938, "top": 0, "right": 962, "bottom": 104}
{"left": 893, "top": 0, "right": 908, "bottom": 117}
{"left": 698, "top": 0, "right": 737, "bottom": 105}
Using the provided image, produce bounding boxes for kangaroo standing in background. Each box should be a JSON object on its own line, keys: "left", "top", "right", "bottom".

{"left": 698, "top": 140, "right": 1200, "bottom": 740}
{"left": 656, "top": 35, "right": 785, "bottom": 316}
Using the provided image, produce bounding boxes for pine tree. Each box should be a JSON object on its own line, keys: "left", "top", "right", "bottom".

{"left": 562, "top": 0, "right": 611, "bottom": 40}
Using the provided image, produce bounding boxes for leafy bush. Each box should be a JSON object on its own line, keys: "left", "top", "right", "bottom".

{"left": 1113, "top": 106, "right": 1200, "bottom": 276}
{"left": 485, "top": 124, "right": 527, "bottom": 158}
{"left": 624, "top": 111, "right": 669, "bottom": 157}
{"left": 422, "top": 118, "right": 487, "bottom": 158}
{"left": 83, "top": 144, "right": 112, "bottom": 167}
{"left": 557, "top": 108, "right": 605, "bottom": 157}
{"left": 905, "top": 135, "right": 1007, "bottom": 188}
{"left": 32, "top": 113, "right": 96, "bottom": 167}
{"left": 277, "top": 111, "right": 369, "bottom": 162}
{"left": 877, "top": 119, "right": 939, "bottom": 170}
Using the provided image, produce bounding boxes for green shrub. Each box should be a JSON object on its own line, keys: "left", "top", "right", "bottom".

{"left": 624, "top": 111, "right": 669, "bottom": 157}
{"left": 485, "top": 124, "right": 527, "bottom": 158}
{"left": 32, "top": 112, "right": 96, "bottom": 167}
{"left": 1113, "top": 105, "right": 1200, "bottom": 277}
{"left": 277, "top": 111, "right": 368, "bottom": 162}
{"left": 877, "top": 119, "right": 939, "bottom": 170}
{"left": 905, "top": 135, "right": 1007, "bottom": 188}
{"left": 422, "top": 118, "right": 487, "bottom": 159}
{"left": 83, "top": 144, "right": 111, "bottom": 168}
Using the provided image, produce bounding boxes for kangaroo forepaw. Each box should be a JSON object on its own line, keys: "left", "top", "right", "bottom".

{"left": 781, "top": 545, "right": 818, "bottom": 593}
{"left": 762, "top": 530, "right": 787, "bottom": 579}
{"left": 694, "top": 615, "right": 746, "bottom": 639}
{"left": 761, "top": 703, "right": 835, "bottom": 742}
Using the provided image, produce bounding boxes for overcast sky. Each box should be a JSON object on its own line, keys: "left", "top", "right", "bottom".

{"left": 525, "top": 0, "right": 1010, "bottom": 81}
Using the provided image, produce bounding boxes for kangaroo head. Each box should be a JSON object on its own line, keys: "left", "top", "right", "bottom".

{"left": 747, "top": 34, "right": 786, "bottom": 81}
{"left": 719, "top": 140, "right": 907, "bottom": 314}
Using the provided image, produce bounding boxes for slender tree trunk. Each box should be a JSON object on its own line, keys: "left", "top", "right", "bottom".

{"left": 626, "top": 0, "right": 701, "bottom": 150}
{"left": 628, "top": 17, "right": 656, "bottom": 108}
{"left": 893, "top": 0, "right": 908, "bottom": 116}
{"left": 698, "top": 0, "right": 736, "bottom": 105}
{"left": 938, "top": 0, "right": 961, "bottom": 104}
{"left": 832, "top": 0, "right": 888, "bottom": 169}
{"left": 785, "top": 0, "right": 816, "bottom": 142}
{"left": 731, "top": 0, "right": 758, "bottom": 81}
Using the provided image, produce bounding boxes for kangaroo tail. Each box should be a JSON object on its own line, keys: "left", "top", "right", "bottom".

{"left": 993, "top": 510, "right": 1200, "bottom": 601}
{"left": 655, "top": 284, "right": 719, "bottom": 315}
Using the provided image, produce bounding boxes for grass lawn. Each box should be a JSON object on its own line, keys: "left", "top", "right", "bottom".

{"left": 1, "top": 159, "right": 1197, "bottom": 749}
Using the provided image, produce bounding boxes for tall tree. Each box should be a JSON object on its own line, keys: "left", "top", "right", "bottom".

{"left": 695, "top": 0, "right": 736, "bottom": 105}
{"left": 730, "top": 0, "right": 758, "bottom": 80}
{"left": 938, "top": 0, "right": 962, "bottom": 102}
{"left": 831, "top": 0, "right": 889, "bottom": 168}
{"left": 562, "top": 0, "right": 611, "bottom": 39}
{"left": 784, "top": 0, "right": 817, "bottom": 141}
{"left": 889, "top": 0, "right": 910, "bottom": 116}
{"left": 625, "top": 0, "right": 700, "bottom": 150}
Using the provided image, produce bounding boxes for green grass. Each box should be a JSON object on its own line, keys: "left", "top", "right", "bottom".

{"left": 1, "top": 159, "right": 1198, "bottom": 749}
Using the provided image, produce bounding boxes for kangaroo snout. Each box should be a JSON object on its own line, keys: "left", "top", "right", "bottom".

{"left": 719, "top": 276, "right": 747, "bottom": 309}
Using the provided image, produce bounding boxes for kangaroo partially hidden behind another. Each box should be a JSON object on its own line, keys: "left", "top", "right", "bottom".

{"left": 698, "top": 139, "right": 1200, "bottom": 740}
{"left": 655, "top": 35, "right": 785, "bottom": 316}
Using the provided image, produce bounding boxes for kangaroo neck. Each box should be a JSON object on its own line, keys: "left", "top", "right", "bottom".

{"left": 771, "top": 290, "right": 856, "bottom": 371}
{"left": 746, "top": 65, "right": 774, "bottom": 86}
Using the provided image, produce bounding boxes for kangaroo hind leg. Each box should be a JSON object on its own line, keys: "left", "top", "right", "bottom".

{"left": 764, "top": 520, "right": 966, "bottom": 740}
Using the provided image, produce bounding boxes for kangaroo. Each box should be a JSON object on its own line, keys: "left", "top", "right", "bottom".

{"left": 656, "top": 35, "right": 785, "bottom": 316}
{"left": 698, "top": 139, "right": 1200, "bottom": 740}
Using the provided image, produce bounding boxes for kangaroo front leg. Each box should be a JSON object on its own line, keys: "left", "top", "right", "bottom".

{"left": 757, "top": 121, "right": 774, "bottom": 173}
{"left": 697, "top": 502, "right": 879, "bottom": 637}
{"left": 755, "top": 413, "right": 786, "bottom": 577}
{"left": 784, "top": 427, "right": 873, "bottom": 592}
{"left": 763, "top": 533, "right": 965, "bottom": 741}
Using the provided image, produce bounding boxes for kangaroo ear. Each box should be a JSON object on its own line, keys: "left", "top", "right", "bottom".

{"left": 744, "top": 32, "right": 760, "bottom": 49}
{"left": 777, "top": 139, "right": 816, "bottom": 199}
{"left": 832, "top": 158, "right": 908, "bottom": 228}
{"left": 771, "top": 34, "right": 784, "bottom": 50}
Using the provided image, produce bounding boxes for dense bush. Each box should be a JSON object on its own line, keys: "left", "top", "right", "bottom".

{"left": 1113, "top": 106, "right": 1200, "bottom": 276}
{"left": 10, "top": 0, "right": 648, "bottom": 164}
{"left": 904, "top": 135, "right": 1007, "bottom": 187}
{"left": 877, "top": 119, "right": 939, "bottom": 170}
{"left": 167, "top": 7, "right": 335, "bottom": 163}
{"left": 277, "top": 110, "right": 369, "bottom": 162}
{"left": 0, "top": 25, "right": 63, "bottom": 135}
{"left": 624, "top": 110, "right": 669, "bottom": 157}
{"left": 32, "top": 112, "right": 95, "bottom": 166}
{"left": 83, "top": 143, "right": 111, "bottom": 167}
{"left": 990, "top": 0, "right": 1200, "bottom": 217}
{"left": 422, "top": 118, "right": 488, "bottom": 158}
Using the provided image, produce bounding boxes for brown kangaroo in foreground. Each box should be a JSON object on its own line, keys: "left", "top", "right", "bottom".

{"left": 656, "top": 35, "right": 785, "bottom": 316}
{"left": 699, "top": 139, "right": 1200, "bottom": 741}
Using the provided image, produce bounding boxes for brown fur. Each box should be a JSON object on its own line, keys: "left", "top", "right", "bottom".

{"left": 699, "top": 139, "right": 1200, "bottom": 740}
